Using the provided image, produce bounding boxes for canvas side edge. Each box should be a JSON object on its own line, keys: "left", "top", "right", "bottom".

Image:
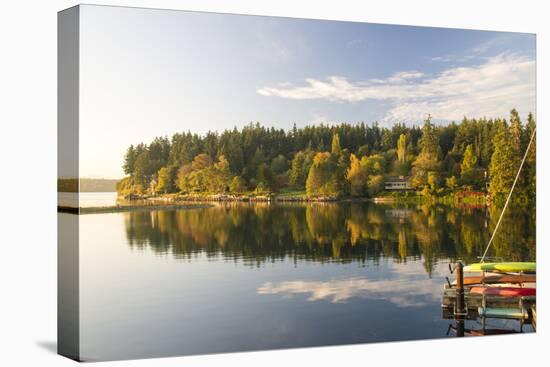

{"left": 57, "top": 5, "right": 80, "bottom": 362}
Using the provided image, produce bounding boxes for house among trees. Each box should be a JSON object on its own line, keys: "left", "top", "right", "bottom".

{"left": 384, "top": 176, "right": 413, "bottom": 190}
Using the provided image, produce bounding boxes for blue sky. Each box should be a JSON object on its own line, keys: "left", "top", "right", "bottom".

{"left": 79, "top": 5, "right": 535, "bottom": 178}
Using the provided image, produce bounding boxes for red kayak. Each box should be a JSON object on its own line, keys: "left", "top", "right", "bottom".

{"left": 470, "top": 286, "right": 536, "bottom": 297}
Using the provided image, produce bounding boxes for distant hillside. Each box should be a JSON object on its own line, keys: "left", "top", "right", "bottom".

{"left": 58, "top": 178, "right": 119, "bottom": 192}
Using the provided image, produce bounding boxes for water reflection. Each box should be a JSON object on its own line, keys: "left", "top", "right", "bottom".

{"left": 123, "top": 202, "right": 535, "bottom": 275}
{"left": 77, "top": 202, "right": 535, "bottom": 360}
{"left": 257, "top": 261, "right": 444, "bottom": 307}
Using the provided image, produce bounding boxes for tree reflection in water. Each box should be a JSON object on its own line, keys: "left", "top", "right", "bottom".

{"left": 124, "top": 202, "right": 535, "bottom": 276}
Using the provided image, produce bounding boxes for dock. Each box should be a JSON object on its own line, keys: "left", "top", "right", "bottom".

{"left": 442, "top": 262, "right": 536, "bottom": 335}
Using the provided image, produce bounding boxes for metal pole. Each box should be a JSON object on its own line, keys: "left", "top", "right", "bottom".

{"left": 455, "top": 262, "right": 467, "bottom": 317}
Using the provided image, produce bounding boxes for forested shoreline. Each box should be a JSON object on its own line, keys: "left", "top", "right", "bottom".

{"left": 117, "top": 109, "right": 536, "bottom": 204}
{"left": 58, "top": 178, "right": 119, "bottom": 193}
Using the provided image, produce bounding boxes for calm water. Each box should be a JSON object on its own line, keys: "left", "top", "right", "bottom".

{"left": 58, "top": 192, "right": 118, "bottom": 208}
{"left": 69, "top": 198, "right": 535, "bottom": 361}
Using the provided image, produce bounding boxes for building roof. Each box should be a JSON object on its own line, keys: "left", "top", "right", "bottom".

{"left": 385, "top": 176, "right": 411, "bottom": 183}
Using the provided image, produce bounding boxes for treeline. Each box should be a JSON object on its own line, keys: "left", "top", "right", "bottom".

{"left": 118, "top": 109, "right": 536, "bottom": 201}
{"left": 58, "top": 178, "right": 119, "bottom": 192}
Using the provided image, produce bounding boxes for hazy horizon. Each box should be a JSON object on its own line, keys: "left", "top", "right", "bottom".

{"left": 78, "top": 5, "right": 535, "bottom": 179}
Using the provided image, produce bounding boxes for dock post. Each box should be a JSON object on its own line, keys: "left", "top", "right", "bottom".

{"left": 455, "top": 262, "right": 467, "bottom": 318}
{"left": 456, "top": 319, "right": 465, "bottom": 337}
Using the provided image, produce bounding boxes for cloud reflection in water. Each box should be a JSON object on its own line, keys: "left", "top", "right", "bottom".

{"left": 258, "top": 261, "right": 447, "bottom": 307}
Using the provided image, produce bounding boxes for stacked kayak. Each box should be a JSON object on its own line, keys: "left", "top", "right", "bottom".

{"left": 457, "top": 274, "right": 536, "bottom": 286}
{"left": 470, "top": 286, "right": 535, "bottom": 297}
{"left": 463, "top": 262, "right": 536, "bottom": 273}
{"left": 478, "top": 307, "right": 529, "bottom": 320}
{"left": 465, "top": 262, "right": 536, "bottom": 326}
{"left": 463, "top": 262, "right": 536, "bottom": 299}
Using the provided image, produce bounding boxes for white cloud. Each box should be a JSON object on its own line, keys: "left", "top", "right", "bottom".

{"left": 256, "top": 54, "right": 535, "bottom": 123}
{"left": 257, "top": 261, "right": 449, "bottom": 307}
{"left": 430, "top": 55, "right": 475, "bottom": 63}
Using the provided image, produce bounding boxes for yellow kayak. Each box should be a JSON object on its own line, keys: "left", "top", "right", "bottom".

{"left": 464, "top": 262, "right": 536, "bottom": 273}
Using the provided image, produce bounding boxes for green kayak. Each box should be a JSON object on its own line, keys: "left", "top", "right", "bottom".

{"left": 478, "top": 307, "right": 529, "bottom": 320}
{"left": 464, "top": 262, "right": 536, "bottom": 273}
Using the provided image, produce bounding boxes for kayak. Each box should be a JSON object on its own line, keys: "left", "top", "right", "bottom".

{"left": 478, "top": 282, "right": 536, "bottom": 288}
{"left": 470, "top": 286, "right": 536, "bottom": 297}
{"left": 478, "top": 307, "right": 529, "bottom": 320}
{"left": 464, "top": 262, "right": 536, "bottom": 273}
{"left": 459, "top": 274, "right": 536, "bottom": 286}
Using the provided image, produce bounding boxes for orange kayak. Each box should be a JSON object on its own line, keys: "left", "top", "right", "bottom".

{"left": 461, "top": 274, "right": 535, "bottom": 286}
{"left": 470, "top": 286, "right": 535, "bottom": 297}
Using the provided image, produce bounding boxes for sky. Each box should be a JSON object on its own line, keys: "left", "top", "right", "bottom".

{"left": 78, "top": 5, "right": 536, "bottom": 179}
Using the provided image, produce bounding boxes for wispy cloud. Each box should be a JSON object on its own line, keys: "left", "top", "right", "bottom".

{"left": 470, "top": 35, "right": 512, "bottom": 55}
{"left": 430, "top": 35, "right": 519, "bottom": 64}
{"left": 430, "top": 55, "right": 476, "bottom": 63}
{"left": 257, "top": 54, "right": 535, "bottom": 123}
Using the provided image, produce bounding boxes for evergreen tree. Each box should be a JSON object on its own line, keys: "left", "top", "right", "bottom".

{"left": 123, "top": 145, "right": 137, "bottom": 175}
{"left": 524, "top": 113, "right": 536, "bottom": 198}
{"left": 461, "top": 144, "right": 478, "bottom": 186}
{"left": 510, "top": 109, "right": 523, "bottom": 150}
{"left": 381, "top": 130, "right": 393, "bottom": 151}
{"left": 133, "top": 150, "right": 152, "bottom": 187}
{"left": 412, "top": 116, "right": 441, "bottom": 187}
{"left": 247, "top": 147, "right": 264, "bottom": 181}
{"left": 226, "top": 142, "right": 245, "bottom": 175}
{"left": 489, "top": 120, "right": 516, "bottom": 199}
{"left": 289, "top": 151, "right": 306, "bottom": 188}
{"left": 509, "top": 109, "right": 525, "bottom": 194}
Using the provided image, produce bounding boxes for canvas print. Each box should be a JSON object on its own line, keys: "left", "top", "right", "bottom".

{"left": 58, "top": 4, "right": 536, "bottom": 362}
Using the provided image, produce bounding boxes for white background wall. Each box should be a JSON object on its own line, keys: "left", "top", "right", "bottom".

{"left": 0, "top": 0, "right": 547, "bottom": 366}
